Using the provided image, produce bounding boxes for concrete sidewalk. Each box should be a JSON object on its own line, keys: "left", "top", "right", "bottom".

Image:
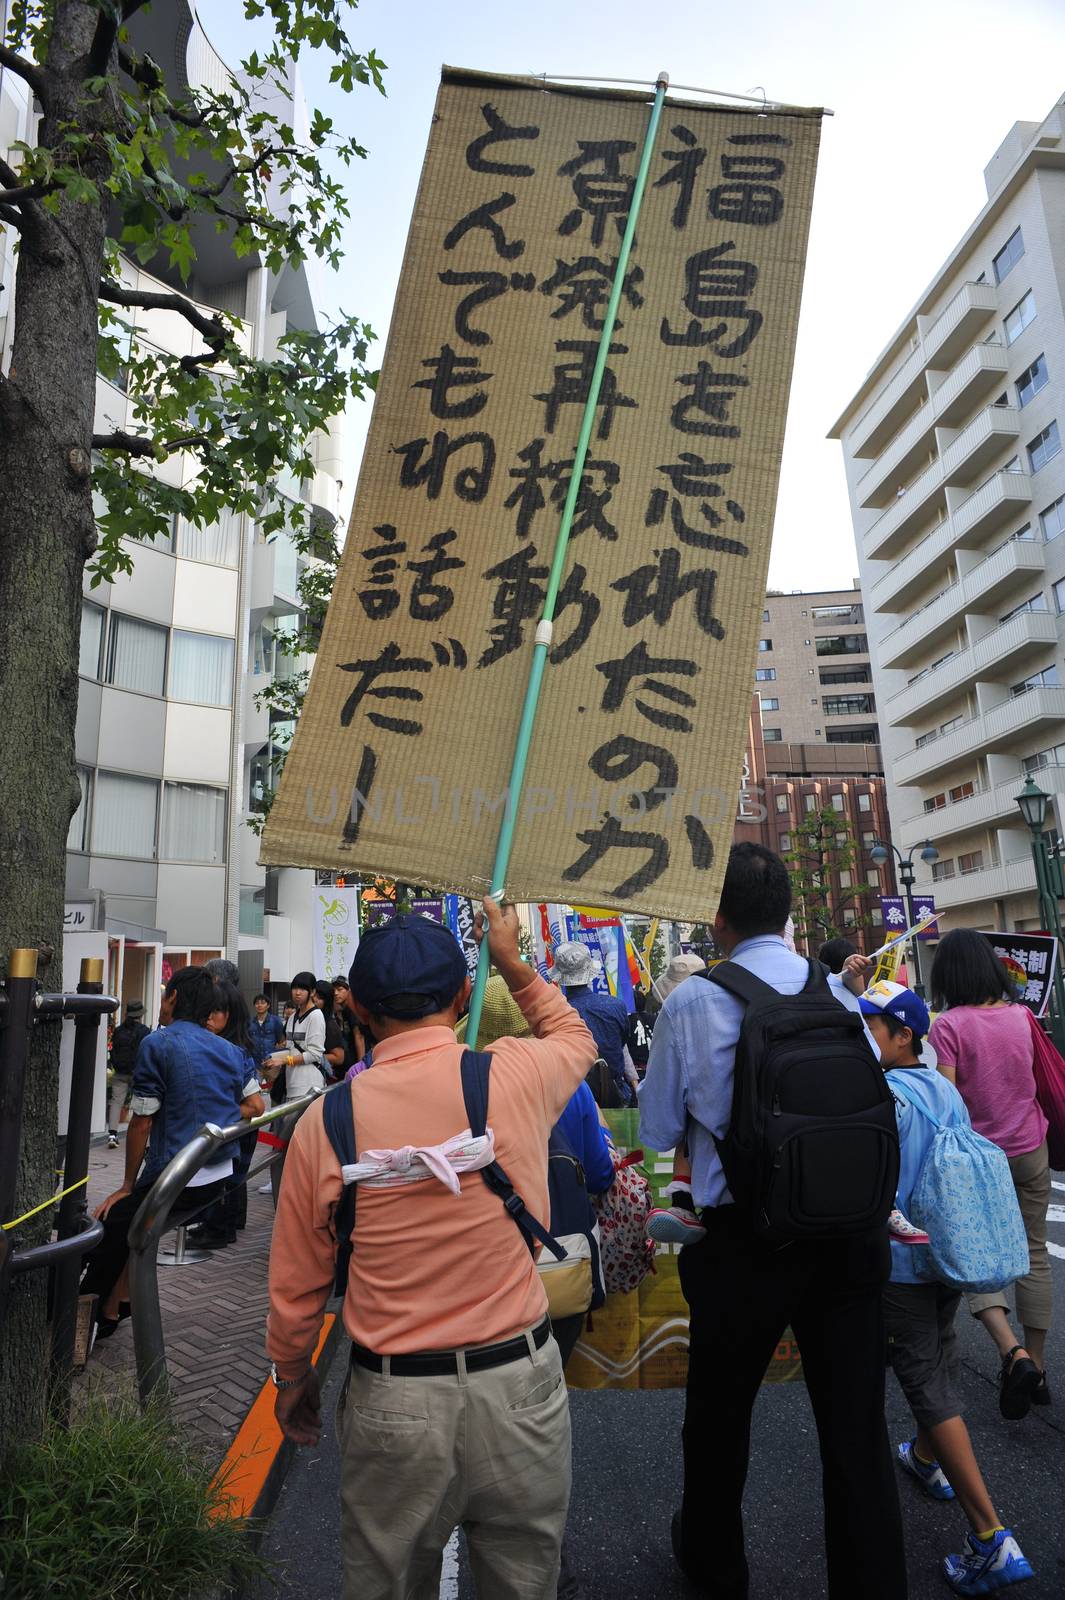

{"left": 78, "top": 1132, "right": 278, "bottom": 1460}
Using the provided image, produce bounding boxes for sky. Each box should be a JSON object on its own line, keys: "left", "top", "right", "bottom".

{"left": 208, "top": 0, "right": 1065, "bottom": 593}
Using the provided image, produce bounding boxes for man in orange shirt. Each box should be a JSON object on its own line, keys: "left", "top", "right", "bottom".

{"left": 266, "top": 898, "right": 597, "bottom": 1600}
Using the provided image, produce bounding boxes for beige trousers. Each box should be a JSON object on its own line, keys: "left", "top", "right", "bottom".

{"left": 968, "top": 1140, "right": 1053, "bottom": 1331}
{"left": 337, "top": 1329, "right": 571, "bottom": 1600}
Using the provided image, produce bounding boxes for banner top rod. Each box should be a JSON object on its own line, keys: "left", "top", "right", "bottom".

{"left": 534, "top": 73, "right": 835, "bottom": 114}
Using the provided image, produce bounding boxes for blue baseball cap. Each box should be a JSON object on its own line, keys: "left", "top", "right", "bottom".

{"left": 858, "top": 980, "right": 930, "bottom": 1041}
{"left": 348, "top": 914, "right": 469, "bottom": 1019}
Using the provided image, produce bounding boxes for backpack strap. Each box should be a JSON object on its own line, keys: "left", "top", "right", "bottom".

{"left": 888, "top": 1074, "right": 942, "bottom": 1130}
{"left": 704, "top": 960, "right": 782, "bottom": 1007}
{"left": 322, "top": 1079, "right": 357, "bottom": 1297}
{"left": 459, "top": 1048, "right": 567, "bottom": 1262}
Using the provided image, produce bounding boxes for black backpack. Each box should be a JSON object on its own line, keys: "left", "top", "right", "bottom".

{"left": 705, "top": 960, "right": 899, "bottom": 1241}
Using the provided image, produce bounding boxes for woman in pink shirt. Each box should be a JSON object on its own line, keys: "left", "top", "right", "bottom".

{"left": 929, "top": 930, "right": 1051, "bottom": 1421}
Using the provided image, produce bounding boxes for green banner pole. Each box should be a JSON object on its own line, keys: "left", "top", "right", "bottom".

{"left": 466, "top": 71, "right": 670, "bottom": 1047}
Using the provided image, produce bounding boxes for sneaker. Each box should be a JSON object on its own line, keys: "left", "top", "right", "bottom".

{"left": 107, "top": 1133, "right": 118, "bottom": 1149}
{"left": 257, "top": 1181, "right": 273, "bottom": 1195}
{"left": 888, "top": 1206, "right": 929, "bottom": 1245}
{"left": 942, "top": 1528, "right": 1033, "bottom": 1593}
{"left": 646, "top": 1206, "right": 707, "bottom": 1246}
{"left": 897, "top": 1437, "right": 954, "bottom": 1499}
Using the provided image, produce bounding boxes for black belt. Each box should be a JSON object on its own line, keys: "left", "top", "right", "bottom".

{"left": 350, "top": 1317, "right": 551, "bottom": 1377}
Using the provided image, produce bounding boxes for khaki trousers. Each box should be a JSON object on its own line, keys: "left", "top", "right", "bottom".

{"left": 337, "top": 1329, "right": 570, "bottom": 1600}
{"left": 968, "top": 1140, "right": 1053, "bottom": 1331}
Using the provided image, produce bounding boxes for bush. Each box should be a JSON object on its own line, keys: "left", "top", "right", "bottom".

{"left": 0, "top": 1394, "right": 266, "bottom": 1600}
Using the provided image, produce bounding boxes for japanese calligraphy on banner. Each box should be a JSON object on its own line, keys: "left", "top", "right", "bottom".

{"left": 880, "top": 896, "right": 938, "bottom": 940}
{"left": 310, "top": 885, "right": 360, "bottom": 980}
{"left": 261, "top": 67, "right": 823, "bottom": 919}
{"left": 984, "top": 932, "right": 1058, "bottom": 1018}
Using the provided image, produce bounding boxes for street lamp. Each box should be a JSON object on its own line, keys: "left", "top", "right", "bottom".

{"left": 870, "top": 837, "right": 939, "bottom": 998}
{"left": 1014, "top": 776, "right": 1065, "bottom": 1052}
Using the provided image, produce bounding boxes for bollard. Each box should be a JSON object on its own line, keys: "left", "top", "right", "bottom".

{"left": 0, "top": 949, "right": 39, "bottom": 1228}
{"left": 49, "top": 958, "right": 106, "bottom": 1408}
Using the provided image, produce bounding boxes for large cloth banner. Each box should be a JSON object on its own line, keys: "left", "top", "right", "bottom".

{"left": 309, "top": 885, "right": 360, "bottom": 980}
{"left": 565, "top": 1109, "right": 804, "bottom": 1389}
{"left": 262, "top": 68, "right": 822, "bottom": 919}
{"left": 984, "top": 931, "right": 1058, "bottom": 1018}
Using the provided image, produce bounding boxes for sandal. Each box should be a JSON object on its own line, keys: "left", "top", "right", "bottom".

{"left": 1031, "top": 1368, "right": 1051, "bottom": 1406}
{"left": 999, "top": 1345, "right": 1041, "bottom": 1420}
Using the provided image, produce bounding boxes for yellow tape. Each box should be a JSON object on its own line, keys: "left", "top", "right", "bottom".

{"left": 1, "top": 1175, "right": 89, "bottom": 1232}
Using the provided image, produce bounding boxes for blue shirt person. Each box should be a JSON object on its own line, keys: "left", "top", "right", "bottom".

{"left": 251, "top": 994, "right": 286, "bottom": 1067}
{"left": 553, "top": 941, "right": 633, "bottom": 1101}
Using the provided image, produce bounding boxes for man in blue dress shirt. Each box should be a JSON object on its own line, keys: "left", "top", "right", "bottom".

{"left": 639, "top": 843, "right": 906, "bottom": 1600}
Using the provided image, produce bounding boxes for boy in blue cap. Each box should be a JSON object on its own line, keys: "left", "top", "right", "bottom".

{"left": 859, "top": 979, "right": 1033, "bottom": 1595}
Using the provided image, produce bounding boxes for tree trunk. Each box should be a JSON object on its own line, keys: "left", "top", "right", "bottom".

{"left": 0, "top": 4, "right": 113, "bottom": 1451}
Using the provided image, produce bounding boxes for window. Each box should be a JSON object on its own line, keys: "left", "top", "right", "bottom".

{"left": 811, "top": 603, "right": 863, "bottom": 622}
{"left": 836, "top": 831, "right": 848, "bottom": 846}
{"left": 804, "top": 793, "right": 817, "bottom": 812}
{"left": 1004, "top": 290, "right": 1036, "bottom": 345}
{"left": 858, "top": 792, "right": 872, "bottom": 812}
{"left": 842, "top": 908, "right": 857, "bottom": 928}
{"left": 999, "top": 591, "right": 1048, "bottom": 623}
{"left": 174, "top": 510, "right": 241, "bottom": 567}
{"left": 169, "top": 631, "right": 234, "bottom": 707}
{"left": 820, "top": 666, "right": 872, "bottom": 686}
{"left": 1054, "top": 579, "right": 1065, "bottom": 614}
{"left": 862, "top": 830, "right": 877, "bottom": 846}
{"left": 815, "top": 634, "right": 867, "bottom": 656}
{"left": 925, "top": 792, "right": 947, "bottom": 812}
{"left": 838, "top": 868, "right": 852, "bottom": 889}
{"left": 1041, "top": 495, "right": 1065, "bottom": 542}
{"left": 932, "top": 859, "right": 956, "bottom": 882}
{"left": 763, "top": 728, "right": 783, "bottom": 742}
{"left": 762, "top": 608, "right": 770, "bottom": 622}
{"left": 830, "top": 792, "right": 845, "bottom": 812}
{"left": 757, "top": 639, "right": 773, "bottom": 652}
{"left": 949, "top": 781, "right": 975, "bottom": 803}
{"left": 67, "top": 766, "right": 91, "bottom": 851}
{"left": 105, "top": 614, "right": 167, "bottom": 697}
{"left": 866, "top": 866, "right": 880, "bottom": 888}
{"left": 959, "top": 850, "right": 984, "bottom": 875}
{"left": 823, "top": 694, "right": 875, "bottom": 716}
{"left": 778, "top": 832, "right": 791, "bottom": 852}
{"left": 993, "top": 227, "right": 1025, "bottom": 284}
{"left": 1023, "top": 742, "right": 1065, "bottom": 773}
{"left": 760, "top": 696, "right": 779, "bottom": 711}
{"left": 871, "top": 907, "right": 884, "bottom": 927}
{"left": 79, "top": 602, "right": 104, "bottom": 679}
{"left": 775, "top": 793, "right": 790, "bottom": 813}
{"left": 826, "top": 728, "right": 879, "bottom": 744}
{"left": 161, "top": 781, "right": 226, "bottom": 863}
{"left": 754, "top": 667, "right": 776, "bottom": 681}
{"left": 1011, "top": 665, "right": 1059, "bottom": 697}
{"left": 91, "top": 771, "right": 158, "bottom": 858}
{"left": 251, "top": 623, "right": 276, "bottom": 677}
{"left": 1016, "top": 354, "right": 1049, "bottom": 408}
{"left": 1027, "top": 420, "right": 1061, "bottom": 473}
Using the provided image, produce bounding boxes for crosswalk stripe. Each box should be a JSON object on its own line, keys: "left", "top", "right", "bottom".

{"left": 440, "top": 1528, "right": 460, "bottom": 1598}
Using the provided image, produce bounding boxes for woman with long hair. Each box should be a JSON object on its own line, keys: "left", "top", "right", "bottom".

{"left": 928, "top": 929, "right": 1052, "bottom": 1420}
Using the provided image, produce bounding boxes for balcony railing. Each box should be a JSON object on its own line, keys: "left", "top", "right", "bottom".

{"left": 900, "top": 766, "right": 1065, "bottom": 846}
{"left": 928, "top": 855, "right": 1037, "bottom": 909}
{"left": 884, "top": 611, "right": 1057, "bottom": 727}
{"left": 894, "top": 685, "right": 1065, "bottom": 785}
{"left": 878, "top": 535, "right": 1045, "bottom": 668}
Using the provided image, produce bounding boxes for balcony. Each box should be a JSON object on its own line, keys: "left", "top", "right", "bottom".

{"left": 851, "top": 342, "right": 927, "bottom": 459}
{"left": 857, "top": 400, "right": 937, "bottom": 510}
{"left": 922, "top": 281, "right": 998, "bottom": 369}
{"left": 940, "top": 405, "right": 1020, "bottom": 486}
{"left": 894, "top": 685, "right": 1065, "bottom": 785}
{"left": 884, "top": 612, "right": 1057, "bottom": 727}
{"left": 878, "top": 537, "right": 1046, "bottom": 668}
{"left": 869, "top": 517, "right": 955, "bottom": 612}
{"left": 901, "top": 766, "right": 1065, "bottom": 847}
{"left": 864, "top": 456, "right": 947, "bottom": 560}
{"left": 929, "top": 855, "right": 1038, "bottom": 910}
{"left": 952, "top": 469, "right": 1032, "bottom": 543}
{"left": 931, "top": 342, "right": 1008, "bottom": 427}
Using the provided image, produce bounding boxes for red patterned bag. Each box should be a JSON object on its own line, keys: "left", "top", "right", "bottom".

{"left": 592, "top": 1145, "right": 655, "bottom": 1294}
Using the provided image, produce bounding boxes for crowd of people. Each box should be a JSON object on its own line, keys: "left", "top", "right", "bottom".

{"left": 83, "top": 845, "right": 1058, "bottom": 1599}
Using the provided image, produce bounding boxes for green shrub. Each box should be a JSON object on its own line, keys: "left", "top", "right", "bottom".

{"left": 0, "top": 1394, "right": 267, "bottom": 1600}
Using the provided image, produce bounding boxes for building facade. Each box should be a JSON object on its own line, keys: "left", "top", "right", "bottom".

{"left": 832, "top": 96, "right": 1065, "bottom": 934}
{"left": 0, "top": 5, "right": 336, "bottom": 1022}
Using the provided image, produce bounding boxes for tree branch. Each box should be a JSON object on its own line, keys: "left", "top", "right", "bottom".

{"left": 0, "top": 44, "right": 48, "bottom": 103}
{"left": 98, "top": 280, "right": 232, "bottom": 352}
{"left": 91, "top": 428, "right": 210, "bottom": 457}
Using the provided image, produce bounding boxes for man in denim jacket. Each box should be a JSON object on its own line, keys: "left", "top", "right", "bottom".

{"left": 81, "top": 966, "right": 262, "bottom": 1341}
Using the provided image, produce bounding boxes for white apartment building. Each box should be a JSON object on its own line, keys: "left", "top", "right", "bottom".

{"left": 0, "top": 4, "right": 338, "bottom": 1022}
{"left": 831, "top": 95, "right": 1065, "bottom": 934}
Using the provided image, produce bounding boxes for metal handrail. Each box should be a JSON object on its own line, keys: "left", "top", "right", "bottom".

{"left": 127, "top": 1083, "right": 331, "bottom": 1405}
{"left": 11, "top": 1213, "right": 104, "bottom": 1274}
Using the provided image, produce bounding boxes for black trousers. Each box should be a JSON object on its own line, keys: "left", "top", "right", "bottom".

{"left": 677, "top": 1208, "right": 907, "bottom": 1600}
{"left": 80, "top": 1177, "right": 227, "bottom": 1305}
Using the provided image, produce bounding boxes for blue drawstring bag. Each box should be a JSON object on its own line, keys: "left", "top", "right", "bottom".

{"left": 892, "top": 1081, "right": 1029, "bottom": 1293}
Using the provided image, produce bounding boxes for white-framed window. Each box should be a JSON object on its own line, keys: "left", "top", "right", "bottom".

{"left": 858, "top": 792, "right": 872, "bottom": 812}
{"left": 92, "top": 770, "right": 159, "bottom": 858}
{"left": 1016, "top": 353, "right": 1049, "bottom": 408}
{"left": 68, "top": 765, "right": 91, "bottom": 851}
{"left": 1004, "top": 290, "right": 1036, "bottom": 345}
{"left": 831, "top": 792, "right": 845, "bottom": 812}
{"left": 804, "top": 793, "right": 817, "bottom": 812}
{"left": 79, "top": 601, "right": 105, "bottom": 679}
{"left": 1041, "top": 495, "right": 1065, "bottom": 542}
{"left": 169, "top": 630, "right": 235, "bottom": 707}
{"left": 993, "top": 227, "right": 1025, "bottom": 284}
{"left": 161, "top": 781, "right": 226, "bottom": 863}
{"left": 1027, "top": 420, "right": 1061, "bottom": 474}
{"left": 105, "top": 613, "right": 167, "bottom": 697}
